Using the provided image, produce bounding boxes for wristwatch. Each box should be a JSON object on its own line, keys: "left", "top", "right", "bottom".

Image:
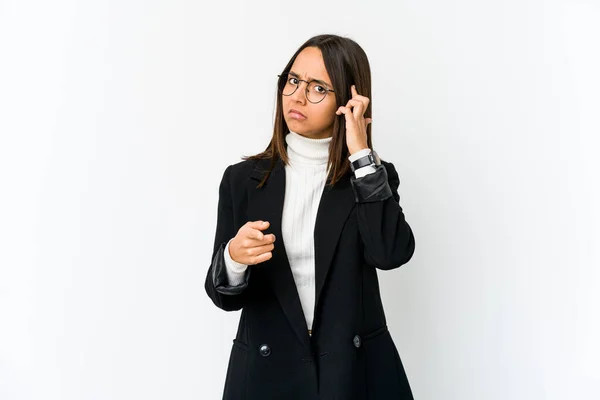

{"left": 350, "top": 149, "right": 381, "bottom": 172}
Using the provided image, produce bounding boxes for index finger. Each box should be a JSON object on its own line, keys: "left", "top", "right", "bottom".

{"left": 247, "top": 228, "right": 265, "bottom": 241}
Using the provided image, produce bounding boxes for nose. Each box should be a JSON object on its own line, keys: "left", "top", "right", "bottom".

{"left": 290, "top": 81, "right": 307, "bottom": 104}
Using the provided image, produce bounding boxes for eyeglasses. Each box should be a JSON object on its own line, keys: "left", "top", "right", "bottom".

{"left": 277, "top": 73, "right": 335, "bottom": 104}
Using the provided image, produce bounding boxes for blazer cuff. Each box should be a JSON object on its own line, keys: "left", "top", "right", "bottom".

{"left": 353, "top": 164, "right": 377, "bottom": 179}
{"left": 349, "top": 164, "right": 393, "bottom": 203}
{"left": 211, "top": 241, "right": 251, "bottom": 295}
{"left": 224, "top": 239, "right": 249, "bottom": 277}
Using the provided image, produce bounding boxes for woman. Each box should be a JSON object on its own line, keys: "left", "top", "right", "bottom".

{"left": 205, "top": 34, "right": 416, "bottom": 399}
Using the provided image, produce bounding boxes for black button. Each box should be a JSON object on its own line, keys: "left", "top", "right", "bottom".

{"left": 353, "top": 335, "right": 362, "bottom": 348}
{"left": 259, "top": 344, "right": 271, "bottom": 357}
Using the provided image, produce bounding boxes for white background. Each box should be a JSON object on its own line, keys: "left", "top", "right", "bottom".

{"left": 1, "top": 0, "right": 599, "bottom": 399}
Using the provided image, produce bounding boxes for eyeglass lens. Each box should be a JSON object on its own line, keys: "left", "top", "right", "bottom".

{"left": 279, "top": 74, "right": 328, "bottom": 103}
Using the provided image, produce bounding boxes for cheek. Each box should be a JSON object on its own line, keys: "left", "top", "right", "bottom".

{"left": 281, "top": 97, "right": 292, "bottom": 120}
{"left": 316, "top": 100, "right": 337, "bottom": 123}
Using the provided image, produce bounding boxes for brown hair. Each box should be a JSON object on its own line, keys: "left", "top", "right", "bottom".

{"left": 242, "top": 34, "right": 373, "bottom": 188}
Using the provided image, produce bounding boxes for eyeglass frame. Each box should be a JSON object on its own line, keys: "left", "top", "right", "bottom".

{"left": 277, "top": 73, "right": 335, "bottom": 104}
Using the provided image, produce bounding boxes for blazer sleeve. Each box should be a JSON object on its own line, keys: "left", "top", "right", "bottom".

{"left": 204, "top": 164, "right": 251, "bottom": 311}
{"left": 349, "top": 161, "right": 416, "bottom": 270}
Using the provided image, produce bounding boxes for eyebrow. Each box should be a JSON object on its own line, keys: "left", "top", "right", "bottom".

{"left": 289, "top": 71, "right": 332, "bottom": 88}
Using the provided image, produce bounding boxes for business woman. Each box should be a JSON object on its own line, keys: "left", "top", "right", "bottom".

{"left": 205, "top": 34, "right": 416, "bottom": 399}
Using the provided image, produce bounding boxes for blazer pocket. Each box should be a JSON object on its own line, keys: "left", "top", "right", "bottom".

{"left": 232, "top": 338, "right": 250, "bottom": 352}
{"left": 362, "top": 325, "right": 409, "bottom": 398}
{"left": 222, "top": 338, "right": 250, "bottom": 399}
{"left": 362, "top": 325, "right": 388, "bottom": 342}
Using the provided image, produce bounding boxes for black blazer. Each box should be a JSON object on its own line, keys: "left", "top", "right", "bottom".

{"left": 205, "top": 156, "right": 416, "bottom": 400}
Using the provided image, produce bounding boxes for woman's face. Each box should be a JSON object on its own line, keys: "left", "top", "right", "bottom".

{"left": 282, "top": 46, "right": 338, "bottom": 139}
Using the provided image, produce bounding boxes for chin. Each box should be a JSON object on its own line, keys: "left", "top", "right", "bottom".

{"left": 286, "top": 120, "right": 307, "bottom": 132}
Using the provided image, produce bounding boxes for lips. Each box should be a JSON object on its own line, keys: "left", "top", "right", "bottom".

{"left": 289, "top": 109, "right": 306, "bottom": 118}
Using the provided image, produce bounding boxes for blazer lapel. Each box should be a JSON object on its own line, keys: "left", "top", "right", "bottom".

{"left": 313, "top": 168, "right": 356, "bottom": 315}
{"left": 247, "top": 158, "right": 309, "bottom": 348}
{"left": 247, "top": 157, "right": 356, "bottom": 346}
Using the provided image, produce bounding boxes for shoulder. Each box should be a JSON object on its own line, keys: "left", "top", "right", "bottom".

{"left": 227, "top": 158, "right": 259, "bottom": 176}
{"left": 380, "top": 159, "right": 398, "bottom": 178}
{"left": 220, "top": 158, "right": 267, "bottom": 186}
{"left": 380, "top": 159, "right": 393, "bottom": 169}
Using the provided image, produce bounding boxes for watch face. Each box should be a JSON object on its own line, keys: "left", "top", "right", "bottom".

{"left": 351, "top": 149, "right": 380, "bottom": 172}
{"left": 372, "top": 150, "right": 381, "bottom": 165}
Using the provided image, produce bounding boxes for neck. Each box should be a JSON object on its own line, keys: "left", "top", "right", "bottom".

{"left": 285, "top": 130, "right": 332, "bottom": 166}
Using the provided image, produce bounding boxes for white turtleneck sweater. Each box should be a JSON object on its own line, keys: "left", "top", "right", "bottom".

{"left": 223, "top": 131, "right": 376, "bottom": 331}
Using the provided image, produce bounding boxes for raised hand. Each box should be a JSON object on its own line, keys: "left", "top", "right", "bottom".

{"left": 335, "top": 84, "right": 373, "bottom": 155}
{"left": 229, "top": 220, "right": 276, "bottom": 265}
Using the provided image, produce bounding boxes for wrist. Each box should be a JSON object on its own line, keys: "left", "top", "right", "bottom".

{"left": 348, "top": 146, "right": 370, "bottom": 157}
{"left": 225, "top": 238, "right": 247, "bottom": 272}
{"left": 348, "top": 148, "right": 372, "bottom": 161}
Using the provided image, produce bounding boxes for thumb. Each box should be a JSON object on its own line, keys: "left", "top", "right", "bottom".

{"left": 253, "top": 220, "right": 269, "bottom": 229}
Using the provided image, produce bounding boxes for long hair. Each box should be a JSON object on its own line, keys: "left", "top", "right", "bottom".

{"left": 242, "top": 34, "right": 373, "bottom": 188}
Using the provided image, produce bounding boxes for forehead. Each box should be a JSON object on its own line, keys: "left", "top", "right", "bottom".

{"left": 290, "top": 46, "right": 331, "bottom": 83}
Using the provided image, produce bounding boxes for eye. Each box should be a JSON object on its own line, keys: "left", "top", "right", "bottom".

{"left": 289, "top": 77, "right": 299, "bottom": 85}
{"left": 314, "top": 85, "right": 326, "bottom": 94}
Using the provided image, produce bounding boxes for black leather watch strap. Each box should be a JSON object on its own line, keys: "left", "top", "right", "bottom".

{"left": 350, "top": 150, "right": 380, "bottom": 172}
{"left": 350, "top": 154, "right": 374, "bottom": 172}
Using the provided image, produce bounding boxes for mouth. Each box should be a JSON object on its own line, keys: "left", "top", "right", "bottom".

{"left": 289, "top": 109, "right": 307, "bottom": 119}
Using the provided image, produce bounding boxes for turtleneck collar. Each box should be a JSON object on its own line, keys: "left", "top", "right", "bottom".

{"left": 285, "top": 130, "right": 332, "bottom": 166}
